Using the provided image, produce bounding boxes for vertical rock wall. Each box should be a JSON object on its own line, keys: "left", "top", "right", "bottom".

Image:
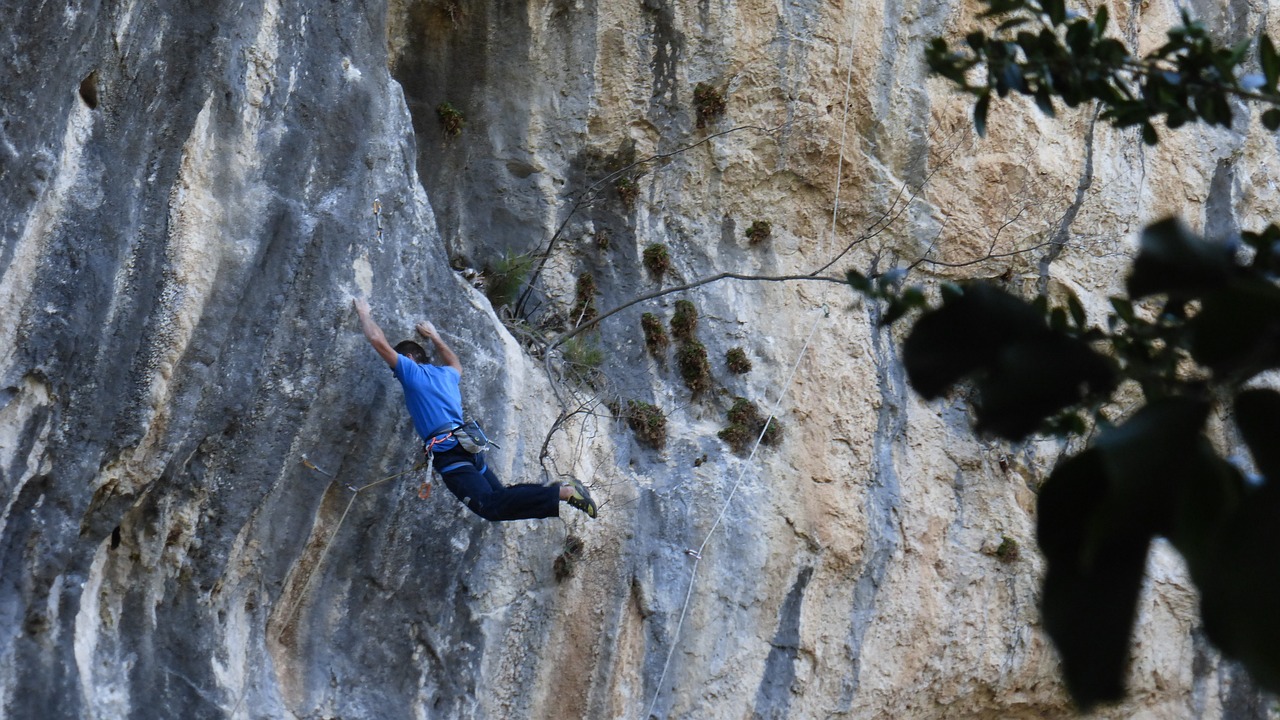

{"left": 1, "top": 0, "right": 1276, "bottom": 718}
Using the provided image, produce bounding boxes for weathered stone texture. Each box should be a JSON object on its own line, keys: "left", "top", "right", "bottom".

{"left": 1, "top": 0, "right": 1276, "bottom": 718}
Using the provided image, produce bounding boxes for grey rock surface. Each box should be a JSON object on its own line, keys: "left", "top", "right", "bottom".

{"left": 2, "top": 0, "right": 1276, "bottom": 718}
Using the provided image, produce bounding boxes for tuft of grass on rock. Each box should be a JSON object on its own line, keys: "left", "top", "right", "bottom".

{"left": 718, "top": 396, "right": 783, "bottom": 454}
{"left": 677, "top": 340, "right": 713, "bottom": 395}
{"left": 693, "top": 82, "right": 727, "bottom": 128}
{"left": 615, "top": 176, "right": 639, "bottom": 209}
{"left": 670, "top": 299, "right": 698, "bottom": 342}
{"left": 626, "top": 400, "right": 668, "bottom": 450}
{"left": 725, "top": 347, "right": 752, "bottom": 374}
{"left": 641, "top": 312, "right": 669, "bottom": 358}
{"left": 745, "top": 220, "right": 772, "bottom": 246}
{"left": 436, "top": 101, "right": 465, "bottom": 137}
{"left": 484, "top": 251, "right": 534, "bottom": 308}
{"left": 571, "top": 272, "right": 598, "bottom": 326}
{"left": 562, "top": 335, "right": 604, "bottom": 386}
{"left": 643, "top": 243, "right": 671, "bottom": 282}
{"left": 994, "top": 535, "right": 1020, "bottom": 563}
{"left": 553, "top": 534, "right": 586, "bottom": 582}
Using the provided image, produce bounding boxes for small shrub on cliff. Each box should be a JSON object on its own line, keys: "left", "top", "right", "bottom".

{"left": 436, "top": 101, "right": 465, "bottom": 137}
{"left": 994, "top": 535, "right": 1020, "bottom": 563}
{"left": 641, "top": 312, "right": 669, "bottom": 358}
{"left": 553, "top": 534, "right": 586, "bottom": 582}
{"left": 571, "top": 272, "right": 599, "bottom": 326}
{"left": 561, "top": 335, "right": 604, "bottom": 386}
{"left": 626, "top": 400, "right": 667, "bottom": 450}
{"left": 484, "top": 251, "right": 534, "bottom": 308}
{"left": 725, "top": 347, "right": 752, "bottom": 374}
{"left": 693, "top": 82, "right": 727, "bottom": 128}
{"left": 615, "top": 176, "right": 640, "bottom": 209}
{"left": 670, "top": 299, "right": 698, "bottom": 341}
{"left": 745, "top": 220, "right": 772, "bottom": 246}
{"left": 677, "top": 340, "right": 713, "bottom": 395}
{"left": 718, "top": 397, "right": 783, "bottom": 454}
{"left": 643, "top": 243, "right": 672, "bottom": 281}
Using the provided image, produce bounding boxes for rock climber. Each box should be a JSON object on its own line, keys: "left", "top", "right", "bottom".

{"left": 354, "top": 298, "right": 597, "bottom": 520}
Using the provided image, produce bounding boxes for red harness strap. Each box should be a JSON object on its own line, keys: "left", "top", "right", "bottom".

{"left": 418, "top": 432, "right": 454, "bottom": 499}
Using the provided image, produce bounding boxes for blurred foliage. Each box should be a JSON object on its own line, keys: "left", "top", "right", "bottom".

{"left": 876, "top": 1, "right": 1280, "bottom": 708}
{"left": 926, "top": 0, "right": 1280, "bottom": 142}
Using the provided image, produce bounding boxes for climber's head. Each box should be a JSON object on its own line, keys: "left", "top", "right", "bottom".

{"left": 394, "top": 340, "right": 429, "bottom": 364}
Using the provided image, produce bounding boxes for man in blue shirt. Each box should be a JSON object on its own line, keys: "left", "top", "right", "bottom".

{"left": 354, "top": 299, "right": 596, "bottom": 520}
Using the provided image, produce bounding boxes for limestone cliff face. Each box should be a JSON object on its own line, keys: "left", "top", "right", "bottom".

{"left": 1, "top": 0, "right": 1275, "bottom": 718}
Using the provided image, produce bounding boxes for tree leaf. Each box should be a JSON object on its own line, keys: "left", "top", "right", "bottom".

{"left": 1109, "top": 297, "right": 1136, "bottom": 325}
{"left": 1262, "top": 34, "right": 1280, "bottom": 91}
{"left": 1186, "top": 277, "right": 1280, "bottom": 377}
{"left": 1263, "top": 108, "right": 1280, "bottom": 131}
{"left": 1141, "top": 122, "right": 1159, "bottom": 146}
{"left": 1037, "top": 448, "right": 1151, "bottom": 710}
{"left": 1185, "top": 478, "right": 1280, "bottom": 696}
{"left": 902, "top": 283, "right": 1042, "bottom": 398}
{"left": 973, "top": 331, "right": 1117, "bottom": 439}
{"left": 847, "top": 269, "right": 873, "bottom": 294}
{"left": 1127, "top": 218, "right": 1235, "bottom": 298}
{"left": 1043, "top": 0, "right": 1066, "bottom": 26}
{"left": 1067, "top": 290, "right": 1088, "bottom": 329}
{"left": 1038, "top": 396, "right": 1215, "bottom": 708}
{"left": 974, "top": 93, "right": 991, "bottom": 137}
{"left": 1234, "top": 389, "right": 1280, "bottom": 480}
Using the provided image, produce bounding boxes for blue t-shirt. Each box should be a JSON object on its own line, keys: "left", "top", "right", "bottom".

{"left": 392, "top": 355, "right": 464, "bottom": 444}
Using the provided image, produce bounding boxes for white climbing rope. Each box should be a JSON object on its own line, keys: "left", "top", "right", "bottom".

{"left": 644, "top": 305, "right": 829, "bottom": 719}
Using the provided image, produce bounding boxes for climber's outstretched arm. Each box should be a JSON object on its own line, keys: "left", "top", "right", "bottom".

{"left": 417, "top": 321, "right": 463, "bottom": 375}
{"left": 354, "top": 299, "right": 398, "bottom": 368}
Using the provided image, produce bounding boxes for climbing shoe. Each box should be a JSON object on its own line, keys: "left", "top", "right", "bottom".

{"left": 565, "top": 478, "right": 597, "bottom": 519}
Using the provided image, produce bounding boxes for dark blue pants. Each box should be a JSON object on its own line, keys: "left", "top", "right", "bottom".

{"left": 433, "top": 445, "right": 559, "bottom": 521}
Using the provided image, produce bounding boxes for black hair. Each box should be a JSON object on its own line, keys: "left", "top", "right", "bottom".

{"left": 394, "top": 340, "right": 428, "bottom": 364}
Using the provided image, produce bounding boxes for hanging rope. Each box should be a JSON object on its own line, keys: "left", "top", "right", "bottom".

{"left": 276, "top": 458, "right": 427, "bottom": 639}
{"left": 645, "top": 305, "right": 829, "bottom": 718}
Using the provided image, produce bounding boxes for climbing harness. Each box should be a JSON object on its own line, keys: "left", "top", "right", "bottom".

{"left": 645, "top": 304, "right": 829, "bottom": 719}
{"left": 418, "top": 420, "right": 499, "bottom": 500}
